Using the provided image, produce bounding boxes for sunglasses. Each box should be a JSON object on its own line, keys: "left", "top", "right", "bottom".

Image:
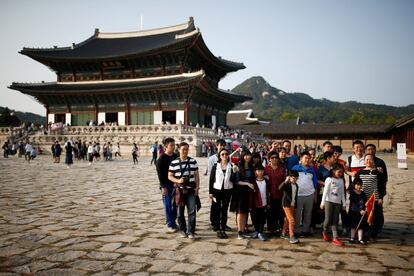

{"left": 220, "top": 153, "right": 229, "bottom": 156}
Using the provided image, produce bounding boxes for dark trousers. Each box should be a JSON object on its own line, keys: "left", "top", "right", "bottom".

{"left": 210, "top": 200, "right": 218, "bottom": 229}
{"left": 370, "top": 201, "right": 384, "bottom": 238}
{"left": 177, "top": 193, "right": 196, "bottom": 235}
{"left": 162, "top": 185, "right": 177, "bottom": 228}
{"left": 267, "top": 198, "right": 284, "bottom": 233}
{"left": 150, "top": 154, "right": 157, "bottom": 165}
{"left": 211, "top": 189, "right": 232, "bottom": 230}
{"left": 251, "top": 207, "right": 267, "bottom": 233}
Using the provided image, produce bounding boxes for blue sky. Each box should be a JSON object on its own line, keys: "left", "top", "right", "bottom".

{"left": 1, "top": 0, "right": 413, "bottom": 116}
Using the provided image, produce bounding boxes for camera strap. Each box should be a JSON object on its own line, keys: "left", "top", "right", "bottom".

{"left": 178, "top": 157, "right": 190, "bottom": 179}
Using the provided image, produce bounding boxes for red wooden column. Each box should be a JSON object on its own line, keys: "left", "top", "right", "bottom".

{"left": 124, "top": 94, "right": 130, "bottom": 125}
{"left": 184, "top": 102, "right": 189, "bottom": 125}
{"left": 45, "top": 107, "right": 49, "bottom": 126}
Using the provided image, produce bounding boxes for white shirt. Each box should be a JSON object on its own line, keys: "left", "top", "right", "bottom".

{"left": 207, "top": 154, "right": 219, "bottom": 176}
{"left": 321, "top": 177, "right": 346, "bottom": 207}
{"left": 87, "top": 145, "right": 94, "bottom": 154}
{"left": 297, "top": 171, "right": 315, "bottom": 196}
{"left": 257, "top": 179, "right": 267, "bottom": 207}
{"left": 25, "top": 144, "right": 33, "bottom": 152}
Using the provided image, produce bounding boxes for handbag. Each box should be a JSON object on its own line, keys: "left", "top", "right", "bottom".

{"left": 174, "top": 158, "right": 191, "bottom": 206}
{"left": 196, "top": 195, "right": 201, "bottom": 212}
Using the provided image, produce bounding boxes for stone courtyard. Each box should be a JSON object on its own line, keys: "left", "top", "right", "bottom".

{"left": 0, "top": 153, "right": 413, "bottom": 275}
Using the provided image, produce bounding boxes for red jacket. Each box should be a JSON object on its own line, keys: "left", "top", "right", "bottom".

{"left": 248, "top": 178, "right": 270, "bottom": 209}
{"left": 264, "top": 164, "right": 286, "bottom": 200}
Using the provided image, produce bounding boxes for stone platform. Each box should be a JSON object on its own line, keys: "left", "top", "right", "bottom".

{"left": 0, "top": 154, "right": 413, "bottom": 275}
{"left": 0, "top": 125, "right": 220, "bottom": 157}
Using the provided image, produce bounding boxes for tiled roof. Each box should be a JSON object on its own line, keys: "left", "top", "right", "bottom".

{"left": 238, "top": 123, "right": 392, "bottom": 135}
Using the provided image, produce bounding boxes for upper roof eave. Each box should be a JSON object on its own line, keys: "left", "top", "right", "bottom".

{"left": 193, "top": 35, "right": 245, "bottom": 72}
{"left": 9, "top": 70, "right": 206, "bottom": 94}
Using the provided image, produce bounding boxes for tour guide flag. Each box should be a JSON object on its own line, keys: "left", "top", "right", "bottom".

{"left": 365, "top": 194, "right": 376, "bottom": 226}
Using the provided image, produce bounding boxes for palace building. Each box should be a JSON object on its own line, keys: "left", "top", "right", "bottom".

{"left": 10, "top": 17, "right": 249, "bottom": 127}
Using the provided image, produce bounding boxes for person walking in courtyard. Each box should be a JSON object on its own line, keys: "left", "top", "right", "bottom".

{"left": 132, "top": 143, "right": 139, "bottom": 165}
{"left": 24, "top": 142, "right": 33, "bottom": 162}
{"left": 18, "top": 141, "right": 24, "bottom": 158}
{"left": 168, "top": 142, "right": 200, "bottom": 239}
{"left": 115, "top": 142, "right": 122, "bottom": 159}
{"left": 150, "top": 141, "right": 158, "bottom": 165}
{"left": 156, "top": 137, "right": 178, "bottom": 233}
{"left": 65, "top": 141, "right": 74, "bottom": 168}
{"left": 54, "top": 141, "right": 62, "bottom": 163}
{"left": 87, "top": 142, "right": 94, "bottom": 165}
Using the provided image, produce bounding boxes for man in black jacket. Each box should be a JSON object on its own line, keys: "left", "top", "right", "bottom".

{"left": 156, "top": 137, "right": 178, "bottom": 232}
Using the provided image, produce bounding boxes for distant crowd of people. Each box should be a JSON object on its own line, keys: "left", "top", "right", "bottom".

{"left": 2, "top": 140, "right": 41, "bottom": 162}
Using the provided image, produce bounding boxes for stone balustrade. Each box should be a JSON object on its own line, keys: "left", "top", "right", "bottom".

{"left": 1, "top": 125, "right": 219, "bottom": 157}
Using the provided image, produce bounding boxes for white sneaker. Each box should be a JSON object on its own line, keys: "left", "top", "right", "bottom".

{"left": 188, "top": 234, "right": 195, "bottom": 239}
{"left": 180, "top": 231, "right": 187, "bottom": 238}
{"left": 167, "top": 227, "right": 177, "bottom": 233}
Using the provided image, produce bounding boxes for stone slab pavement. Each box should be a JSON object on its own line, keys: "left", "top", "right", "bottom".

{"left": 0, "top": 153, "right": 413, "bottom": 275}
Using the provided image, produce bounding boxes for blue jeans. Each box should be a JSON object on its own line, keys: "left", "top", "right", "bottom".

{"left": 177, "top": 193, "right": 196, "bottom": 235}
{"left": 162, "top": 185, "right": 177, "bottom": 228}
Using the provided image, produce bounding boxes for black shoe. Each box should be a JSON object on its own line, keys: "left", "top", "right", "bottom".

{"left": 348, "top": 238, "right": 356, "bottom": 244}
{"left": 359, "top": 240, "right": 368, "bottom": 245}
{"left": 299, "top": 232, "right": 312, "bottom": 238}
{"left": 225, "top": 225, "right": 232, "bottom": 231}
{"left": 217, "top": 231, "right": 222, "bottom": 238}
{"left": 212, "top": 225, "right": 219, "bottom": 232}
{"left": 221, "top": 231, "right": 228, "bottom": 239}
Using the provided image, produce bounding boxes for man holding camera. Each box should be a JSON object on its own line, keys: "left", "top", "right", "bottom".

{"left": 168, "top": 142, "right": 200, "bottom": 239}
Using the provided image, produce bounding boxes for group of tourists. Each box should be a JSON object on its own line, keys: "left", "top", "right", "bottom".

{"left": 2, "top": 140, "right": 39, "bottom": 162}
{"left": 49, "top": 140, "right": 122, "bottom": 167}
{"left": 156, "top": 138, "right": 388, "bottom": 246}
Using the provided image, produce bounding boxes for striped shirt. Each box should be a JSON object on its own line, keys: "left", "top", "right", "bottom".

{"left": 169, "top": 157, "right": 198, "bottom": 188}
{"left": 356, "top": 169, "right": 385, "bottom": 200}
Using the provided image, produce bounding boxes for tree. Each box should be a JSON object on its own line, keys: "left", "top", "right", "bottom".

{"left": 0, "top": 107, "right": 21, "bottom": 127}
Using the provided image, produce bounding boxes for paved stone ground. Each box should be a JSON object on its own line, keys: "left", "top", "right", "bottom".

{"left": 0, "top": 153, "right": 413, "bottom": 275}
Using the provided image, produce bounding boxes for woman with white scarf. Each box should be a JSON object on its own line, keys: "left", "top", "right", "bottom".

{"left": 209, "top": 148, "right": 238, "bottom": 239}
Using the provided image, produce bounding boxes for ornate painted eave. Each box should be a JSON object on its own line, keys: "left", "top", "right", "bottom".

{"left": 9, "top": 70, "right": 205, "bottom": 95}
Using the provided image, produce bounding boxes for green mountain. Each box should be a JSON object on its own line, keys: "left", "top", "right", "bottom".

{"left": 231, "top": 76, "right": 414, "bottom": 124}
{"left": 0, "top": 106, "right": 45, "bottom": 126}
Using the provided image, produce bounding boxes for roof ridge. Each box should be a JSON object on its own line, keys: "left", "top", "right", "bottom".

{"left": 21, "top": 17, "right": 196, "bottom": 51}
{"left": 97, "top": 17, "right": 194, "bottom": 39}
